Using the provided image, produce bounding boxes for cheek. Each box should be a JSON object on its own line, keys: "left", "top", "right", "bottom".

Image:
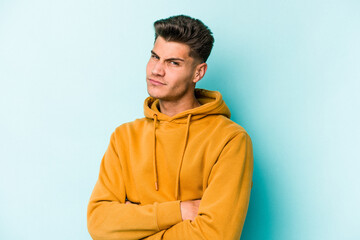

{"left": 170, "top": 72, "right": 192, "bottom": 88}
{"left": 146, "top": 60, "right": 153, "bottom": 75}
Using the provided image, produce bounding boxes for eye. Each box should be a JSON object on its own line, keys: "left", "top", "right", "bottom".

{"left": 151, "top": 54, "right": 159, "bottom": 60}
{"left": 170, "top": 61, "right": 180, "bottom": 66}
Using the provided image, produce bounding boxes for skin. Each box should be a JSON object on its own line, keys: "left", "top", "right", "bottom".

{"left": 179, "top": 199, "right": 201, "bottom": 221}
{"left": 146, "top": 36, "right": 208, "bottom": 117}
{"left": 125, "top": 37, "right": 208, "bottom": 221}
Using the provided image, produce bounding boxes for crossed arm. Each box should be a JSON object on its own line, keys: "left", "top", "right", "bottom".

{"left": 125, "top": 199, "right": 201, "bottom": 222}
{"left": 87, "top": 132, "right": 253, "bottom": 240}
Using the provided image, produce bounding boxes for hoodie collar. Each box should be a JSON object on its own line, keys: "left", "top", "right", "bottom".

{"left": 144, "top": 89, "right": 231, "bottom": 123}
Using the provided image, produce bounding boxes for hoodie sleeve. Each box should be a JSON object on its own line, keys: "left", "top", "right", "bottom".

{"left": 142, "top": 132, "right": 254, "bottom": 240}
{"left": 87, "top": 132, "right": 183, "bottom": 240}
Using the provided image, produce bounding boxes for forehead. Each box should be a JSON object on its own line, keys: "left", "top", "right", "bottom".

{"left": 152, "top": 36, "right": 191, "bottom": 59}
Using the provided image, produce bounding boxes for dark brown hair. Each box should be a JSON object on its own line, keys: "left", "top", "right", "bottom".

{"left": 154, "top": 15, "right": 214, "bottom": 63}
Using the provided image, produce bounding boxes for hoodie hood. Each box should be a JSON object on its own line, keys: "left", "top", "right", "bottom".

{"left": 144, "top": 88, "right": 231, "bottom": 122}
{"left": 143, "top": 89, "right": 231, "bottom": 199}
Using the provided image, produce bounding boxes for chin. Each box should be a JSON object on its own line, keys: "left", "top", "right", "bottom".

{"left": 147, "top": 87, "right": 164, "bottom": 99}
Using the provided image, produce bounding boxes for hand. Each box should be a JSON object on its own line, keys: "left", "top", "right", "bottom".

{"left": 180, "top": 199, "right": 201, "bottom": 221}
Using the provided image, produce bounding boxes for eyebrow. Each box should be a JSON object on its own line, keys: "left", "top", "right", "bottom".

{"left": 151, "top": 50, "right": 185, "bottom": 62}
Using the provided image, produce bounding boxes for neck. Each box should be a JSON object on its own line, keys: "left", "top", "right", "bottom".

{"left": 159, "top": 95, "right": 201, "bottom": 117}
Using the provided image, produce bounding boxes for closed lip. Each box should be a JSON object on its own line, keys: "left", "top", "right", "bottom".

{"left": 148, "top": 78, "right": 166, "bottom": 85}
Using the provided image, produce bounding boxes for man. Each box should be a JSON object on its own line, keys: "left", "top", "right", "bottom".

{"left": 87, "top": 15, "right": 253, "bottom": 240}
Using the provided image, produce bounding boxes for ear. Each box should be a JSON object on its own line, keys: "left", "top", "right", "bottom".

{"left": 193, "top": 62, "right": 208, "bottom": 83}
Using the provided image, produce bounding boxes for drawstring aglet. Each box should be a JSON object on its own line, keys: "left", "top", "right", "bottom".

{"left": 155, "top": 181, "right": 159, "bottom": 191}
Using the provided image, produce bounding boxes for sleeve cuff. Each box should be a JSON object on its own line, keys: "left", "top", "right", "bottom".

{"left": 156, "top": 200, "right": 182, "bottom": 230}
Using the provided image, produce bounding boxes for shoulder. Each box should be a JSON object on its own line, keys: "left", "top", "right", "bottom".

{"left": 197, "top": 115, "right": 251, "bottom": 150}
{"left": 112, "top": 117, "right": 149, "bottom": 138}
{"left": 212, "top": 115, "right": 250, "bottom": 138}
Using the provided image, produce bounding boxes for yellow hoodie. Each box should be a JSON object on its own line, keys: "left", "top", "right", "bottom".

{"left": 87, "top": 89, "right": 253, "bottom": 240}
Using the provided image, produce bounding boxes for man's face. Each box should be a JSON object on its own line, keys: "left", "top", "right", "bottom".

{"left": 146, "top": 36, "right": 199, "bottom": 102}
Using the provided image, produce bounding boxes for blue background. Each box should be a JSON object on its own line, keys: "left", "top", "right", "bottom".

{"left": 1, "top": 0, "right": 359, "bottom": 239}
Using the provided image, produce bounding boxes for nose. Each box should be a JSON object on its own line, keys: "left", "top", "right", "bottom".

{"left": 151, "top": 61, "right": 165, "bottom": 76}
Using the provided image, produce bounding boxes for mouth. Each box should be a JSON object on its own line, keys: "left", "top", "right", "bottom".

{"left": 148, "top": 78, "right": 166, "bottom": 86}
